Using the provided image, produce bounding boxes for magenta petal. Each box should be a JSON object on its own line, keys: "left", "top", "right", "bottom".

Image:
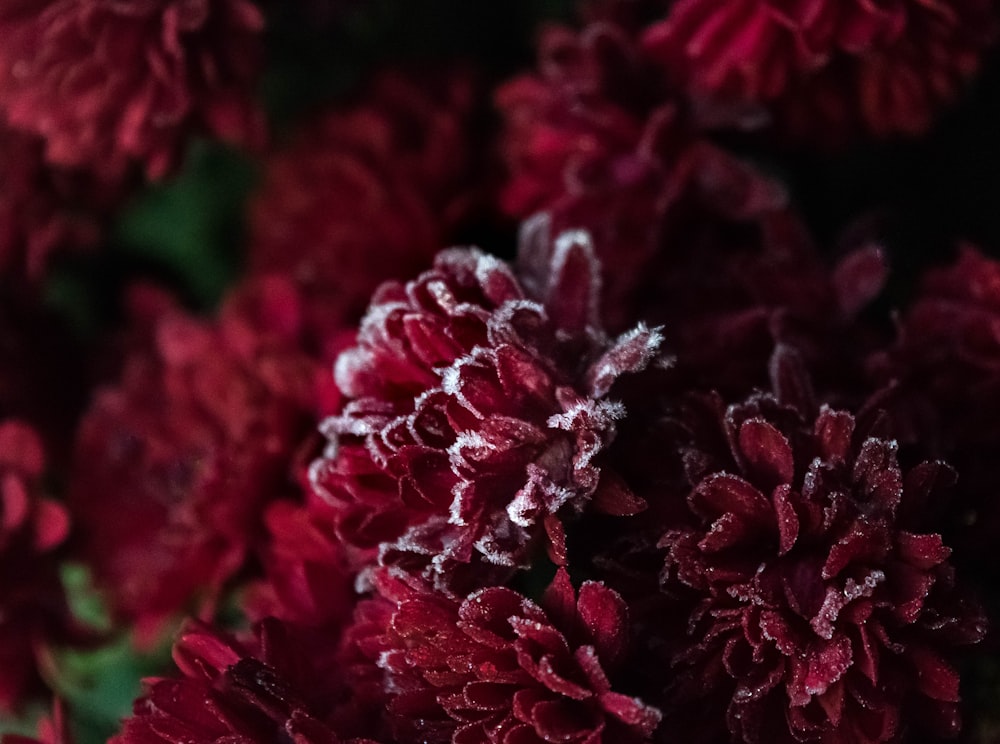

{"left": 833, "top": 245, "right": 888, "bottom": 317}
{"left": 910, "top": 647, "right": 961, "bottom": 702}
{"left": 803, "top": 635, "right": 853, "bottom": 697}
{"left": 541, "top": 568, "right": 576, "bottom": 632}
{"left": 598, "top": 691, "right": 662, "bottom": 735}
{"left": 530, "top": 700, "right": 599, "bottom": 742}
{"left": 814, "top": 405, "right": 854, "bottom": 463}
{"left": 895, "top": 532, "right": 950, "bottom": 570}
{"left": 772, "top": 484, "right": 799, "bottom": 555}
{"left": 543, "top": 231, "right": 600, "bottom": 334}
{"left": 698, "top": 512, "right": 757, "bottom": 553}
{"left": 576, "top": 582, "right": 628, "bottom": 667}
{"left": 691, "top": 473, "right": 771, "bottom": 521}
{"left": 590, "top": 471, "right": 647, "bottom": 517}
{"left": 738, "top": 418, "right": 794, "bottom": 488}
{"left": 584, "top": 324, "right": 665, "bottom": 398}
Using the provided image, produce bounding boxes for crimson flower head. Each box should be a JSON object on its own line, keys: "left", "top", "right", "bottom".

{"left": 248, "top": 71, "right": 483, "bottom": 343}
{"left": 867, "top": 246, "right": 1000, "bottom": 575}
{"left": 115, "top": 619, "right": 378, "bottom": 744}
{"left": 352, "top": 567, "right": 660, "bottom": 743}
{"left": 0, "top": 0, "right": 266, "bottom": 179}
{"left": 0, "top": 420, "right": 73, "bottom": 712}
{"left": 657, "top": 391, "right": 985, "bottom": 743}
{"left": 498, "top": 23, "right": 888, "bottom": 399}
{"left": 496, "top": 17, "right": 876, "bottom": 374}
{"left": 70, "top": 277, "right": 322, "bottom": 637}
{"left": 889, "top": 246, "right": 1000, "bottom": 404}
{"left": 643, "top": 0, "right": 997, "bottom": 142}
{"left": 310, "top": 223, "right": 664, "bottom": 586}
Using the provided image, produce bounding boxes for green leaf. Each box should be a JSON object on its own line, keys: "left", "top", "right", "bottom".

{"left": 113, "top": 141, "right": 260, "bottom": 310}
{"left": 48, "top": 633, "right": 174, "bottom": 744}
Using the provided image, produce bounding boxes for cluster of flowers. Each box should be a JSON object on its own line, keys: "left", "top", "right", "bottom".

{"left": 1, "top": 1, "right": 1000, "bottom": 743}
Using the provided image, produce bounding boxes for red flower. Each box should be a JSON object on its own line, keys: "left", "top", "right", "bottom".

{"left": 867, "top": 247, "right": 1000, "bottom": 576}
{"left": 352, "top": 567, "right": 660, "bottom": 743}
{"left": 657, "top": 393, "right": 985, "bottom": 743}
{"left": 70, "top": 277, "right": 322, "bottom": 636}
{"left": 248, "top": 71, "right": 484, "bottom": 345}
{"left": 643, "top": 0, "right": 997, "bottom": 142}
{"left": 0, "top": 420, "right": 73, "bottom": 712}
{"left": 0, "top": 125, "right": 129, "bottom": 280}
{"left": 0, "top": 0, "right": 266, "bottom": 179}
{"left": 497, "top": 20, "right": 887, "bottom": 396}
{"left": 892, "top": 246, "right": 1000, "bottom": 397}
{"left": 115, "top": 619, "right": 379, "bottom": 744}
{"left": 309, "top": 230, "right": 664, "bottom": 587}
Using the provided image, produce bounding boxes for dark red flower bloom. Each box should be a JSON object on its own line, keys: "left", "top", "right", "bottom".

{"left": 0, "top": 125, "right": 129, "bottom": 280}
{"left": 0, "top": 420, "right": 74, "bottom": 712}
{"left": 867, "top": 246, "right": 1000, "bottom": 577}
{"left": 643, "top": 0, "right": 997, "bottom": 142}
{"left": 115, "top": 618, "right": 379, "bottom": 744}
{"left": 70, "top": 276, "right": 323, "bottom": 637}
{"left": 309, "top": 231, "right": 665, "bottom": 587}
{"left": 497, "top": 23, "right": 661, "bottom": 223}
{"left": 351, "top": 567, "right": 660, "bottom": 743}
{"left": 657, "top": 392, "right": 985, "bottom": 744}
{"left": 504, "top": 36, "right": 887, "bottom": 397}
{"left": 497, "top": 21, "right": 887, "bottom": 398}
{"left": 881, "top": 246, "right": 1000, "bottom": 430}
{"left": 248, "top": 71, "right": 484, "bottom": 345}
{"left": 0, "top": 0, "right": 266, "bottom": 179}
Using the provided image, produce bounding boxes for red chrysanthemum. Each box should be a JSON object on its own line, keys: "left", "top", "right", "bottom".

{"left": 115, "top": 618, "right": 378, "bottom": 744}
{"left": 0, "top": 420, "right": 74, "bottom": 712}
{"left": 497, "top": 20, "right": 887, "bottom": 393}
{"left": 657, "top": 392, "right": 985, "bottom": 744}
{"left": 309, "top": 230, "right": 665, "bottom": 587}
{"left": 350, "top": 567, "right": 661, "bottom": 743}
{"left": 866, "top": 246, "right": 1000, "bottom": 576}
{"left": 643, "top": 0, "right": 997, "bottom": 142}
{"left": 0, "top": 125, "right": 129, "bottom": 280}
{"left": 0, "top": 0, "right": 266, "bottom": 180}
{"left": 70, "top": 276, "right": 323, "bottom": 637}
{"left": 879, "top": 246, "right": 1000, "bottom": 434}
{"left": 248, "top": 71, "right": 484, "bottom": 345}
